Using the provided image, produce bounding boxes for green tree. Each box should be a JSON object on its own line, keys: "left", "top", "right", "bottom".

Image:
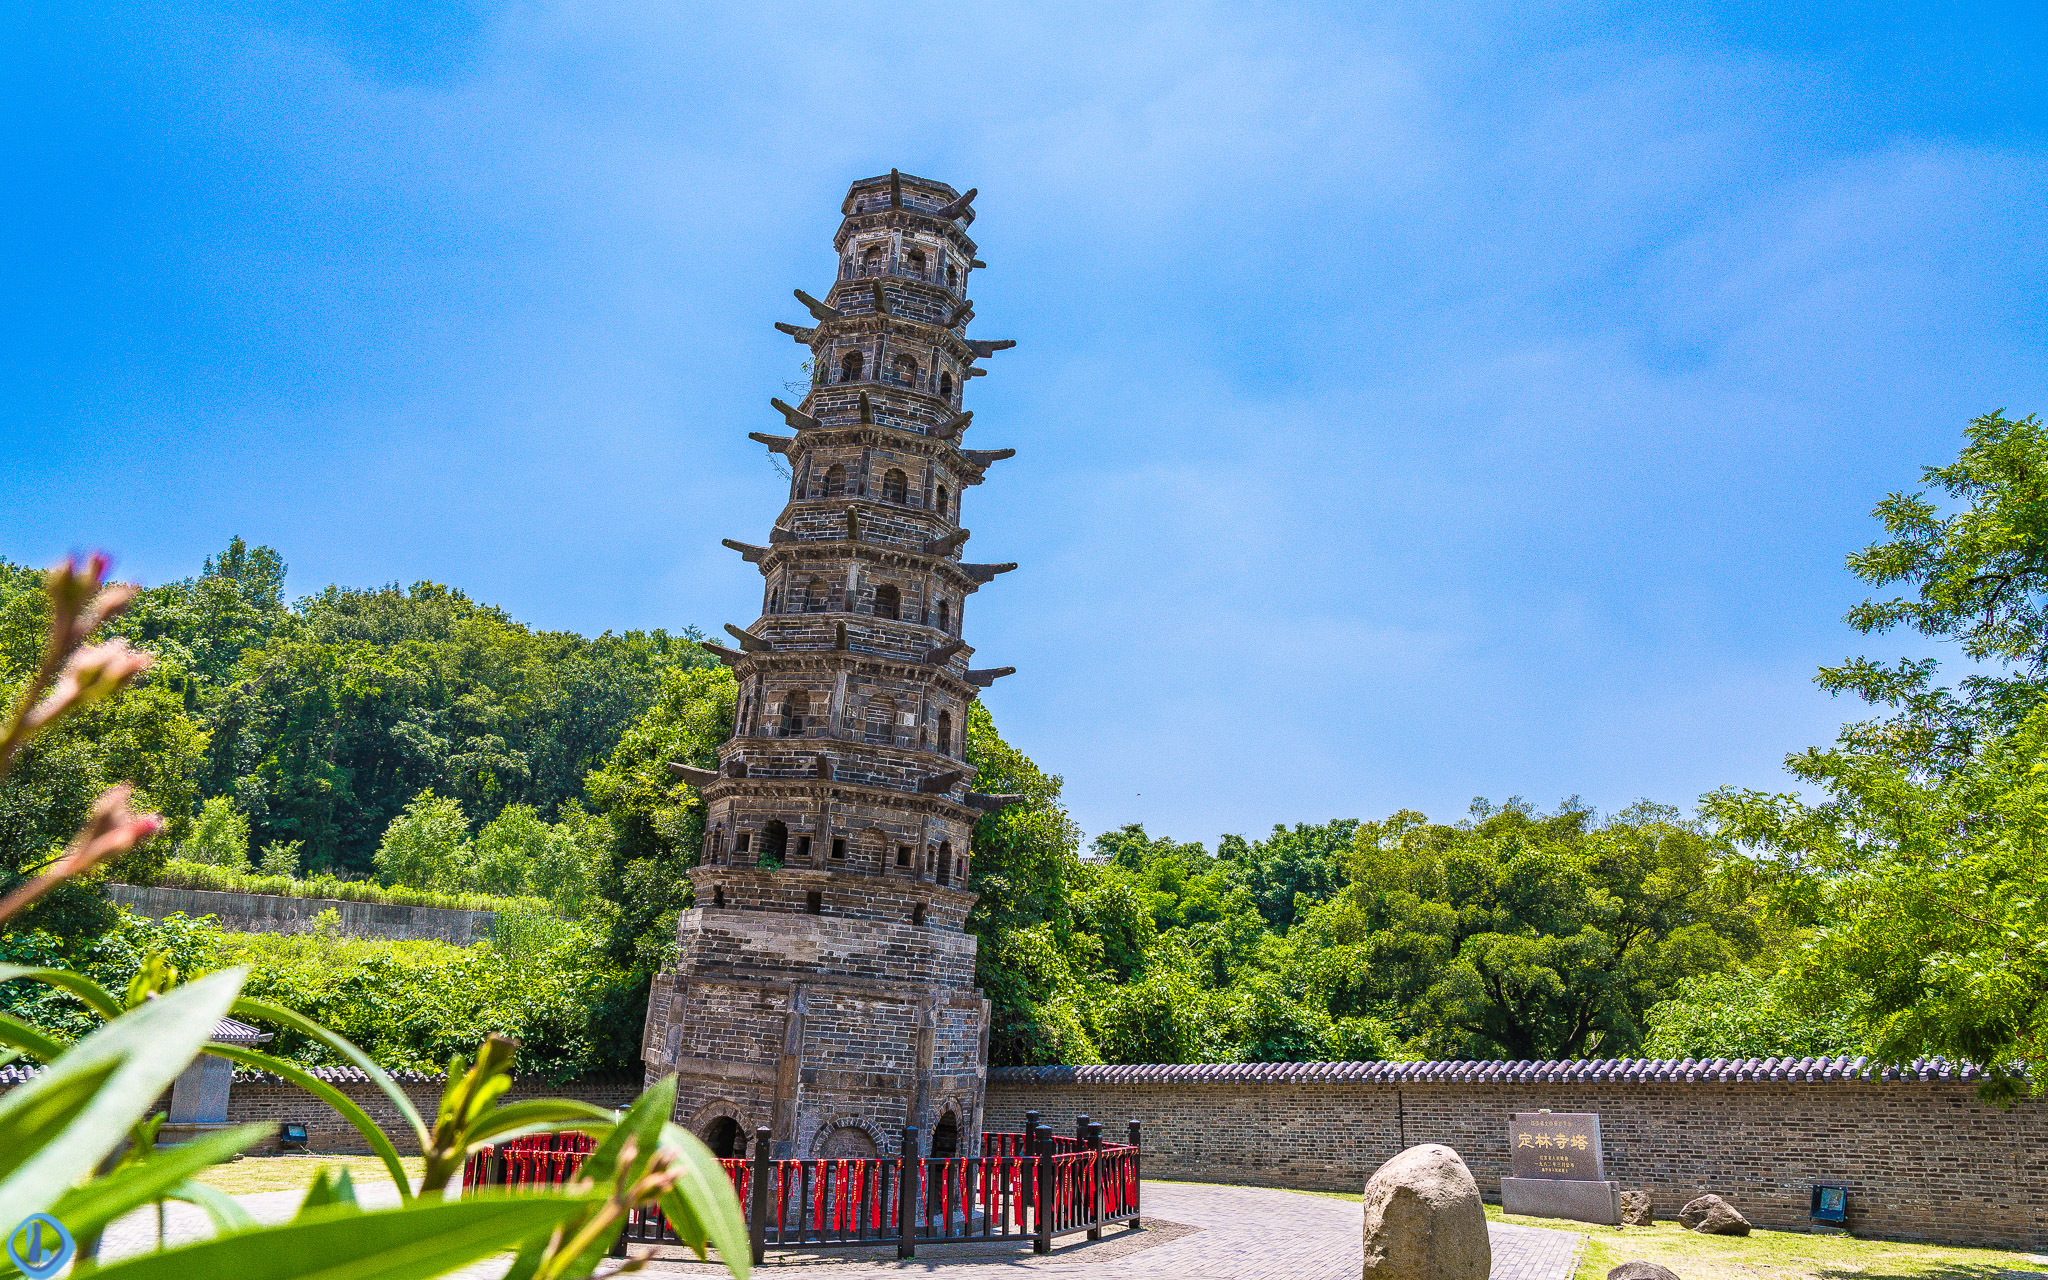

{"left": 582, "top": 663, "right": 734, "bottom": 966}
{"left": 1644, "top": 970, "right": 1862, "bottom": 1060}
{"left": 258, "top": 838, "right": 303, "bottom": 877}
{"left": 961, "top": 702, "right": 1086, "bottom": 1066}
{"left": 184, "top": 795, "right": 252, "bottom": 869}
{"left": 1216, "top": 819, "right": 1358, "bottom": 931}
{"left": 1284, "top": 799, "right": 1754, "bottom": 1060}
{"left": 374, "top": 789, "right": 470, "bottom": 890}
{"left": 1705, "top": 412, "right": 2048, "bottom": 1102}
{"left": 472, "top": 803, "right": 548, "bottom": 897}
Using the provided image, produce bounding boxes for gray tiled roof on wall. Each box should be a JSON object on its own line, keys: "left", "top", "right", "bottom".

{"left": 989, "top": 1055, "right": 1997, "bottom": 1085}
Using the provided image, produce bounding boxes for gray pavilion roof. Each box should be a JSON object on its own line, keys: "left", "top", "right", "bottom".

{"left": 211, "top": 1017, "right": 274, "bottom": 1045}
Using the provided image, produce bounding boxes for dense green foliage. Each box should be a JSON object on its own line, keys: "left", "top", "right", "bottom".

{"left": 0, "top": 539, "right": 713, "bottom": 882}
{"left": 0, "top": 910, "right": 639, "bottom": 1082}
{"left": 977, "top": 796, "right": 1768, "bottom": 1067}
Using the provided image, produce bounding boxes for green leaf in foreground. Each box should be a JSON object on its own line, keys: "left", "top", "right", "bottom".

{"left": 659, "top": 1120, "right": 750, "bottom": 1278}
{"left": 88, "top": 1193, "right": 601, "bottom": 1280}
{"left": 232, "top": 995, "right": 427, "bottom": 1149}
{"left": 206, "top": 1043, "right": 414, "bottom": 1199}
{"left": 0, "top": 964, "right": 124, "bottom": 1020}
{"left": 48, "top": 1123, "right": 269, "bottom": 1242}
{"left": 297, "top": 1166, "right": 360, "bottom": 1218}
{"left": 0, "top": 968, "right": 244, "bottom": 1234}
{"left": 167, "top": 1178, "right": 260, "bottom": 1234}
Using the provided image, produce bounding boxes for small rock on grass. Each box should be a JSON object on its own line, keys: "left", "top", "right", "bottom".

{"left": 1678, "top": 1194, "right": 1751, "bottom": 1236}
{"left": 1619, "top": 1190, "right": 1653, "bottom": 1226}
{"left": 1608, "top": 1264, "right": 1680, "bottom": 1280}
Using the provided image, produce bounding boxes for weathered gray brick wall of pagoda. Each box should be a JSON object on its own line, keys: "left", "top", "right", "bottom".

{"left": 640, "top": 171, "right": 1014, "bottom": 1164}
{"left": 988, "top": 1059, "right": 2048, "bottom": 1249}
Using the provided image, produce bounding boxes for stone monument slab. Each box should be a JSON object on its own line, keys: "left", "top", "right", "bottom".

{"left": 1502, "top": 1111, "right": 1618, "bottom": 1226}
{"left": 1509, "top": 1111, "right": 1605, "bottom": 1180}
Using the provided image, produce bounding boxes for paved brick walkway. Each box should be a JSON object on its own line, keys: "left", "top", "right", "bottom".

{"left": 98, "top": 1178, "right": 1585, "bottom": 1280}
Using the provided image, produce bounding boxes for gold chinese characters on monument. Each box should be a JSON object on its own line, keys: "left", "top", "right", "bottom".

{"left": 1507, "top": 1112, "right": 1605, "bottom": 1182}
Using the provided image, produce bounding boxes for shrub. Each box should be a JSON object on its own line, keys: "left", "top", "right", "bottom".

{"left": 182, "top": 794, "right": 251, "bottom": 869}
{"left": 374, "top": 789, "right": 469, "bottom": 889}
{"left": 258, "top": 838, "right": 302, "bottom": 877}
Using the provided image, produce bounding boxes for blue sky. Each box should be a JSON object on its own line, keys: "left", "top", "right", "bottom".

{"left": 5, "top": 1, "right": 2045, "bottom": 848}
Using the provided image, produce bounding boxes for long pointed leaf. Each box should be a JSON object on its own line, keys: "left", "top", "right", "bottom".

{"left": 544, "top": 1078, "right": 674, "bottom": 1280}
{"left": 48, "top": 1123, "right": 269, "bottom": 1241}
{"left": 87, "top": 1191, "right": 601, "bottom": 1280}
{"left": 460, "top": 1099, "right": 616, "bottom": 1150}
{"left": 0, "top": 963, "right": 123, "bottom": 1019}
{"left": 0, "top": 1059, "right": 119, "bottom": 1183}
{"left": 231, "top": 996, "right": 426, "bottom": 1148}
{"left": 297, "top": 1167, "right": 359, "bottom": 1219}
{"left": 659, "top": 1120, "right": 750, "bottom": 1279}
{"left": 0, "top": 968, "right": 245, "bottom": 1235}
{"left": 207, "top": 1045, "right": 413, "bottom": 1199}
{"left": 167, "top": 1178, "right": 259, "bottom": 1234}
{"left": 0, "top": 1012, "right": 66, "bottom": 1064}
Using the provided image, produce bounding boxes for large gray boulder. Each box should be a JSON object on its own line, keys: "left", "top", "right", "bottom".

{"left": 1361, "top": 1144, "right": 1491, "bottom": 1280}
{"left": 1619, "top": 1190, "right": 1653, "bottom": 1226}
{"left": 1678, "top": 1194, "right": 1750, "bottom": 1236}
{"left": 1608, "top": 1264, "right": 1679, "bottom": 1280}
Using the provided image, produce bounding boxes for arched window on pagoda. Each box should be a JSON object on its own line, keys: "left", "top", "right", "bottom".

{"left": 805, "top": 577, "right": 828, "bottom": 612}
{"left": 905, "top": 247, "right": 927, "bottom": 278}
{"left": 873, "top": 584, "right": 900, "bottom": 621}
{"left": 939, "top": 370, "right": 953, "bottom": 400}
{"left": 861, "top": 244, "right": 884, "bottom": 276}
{"left": 839, "top": 351, "right": 862, "bottom": 383}
{"left": 822, "top": 465, "right": 847, "bottom": 498}
{"left": 781, "top": 690, "right": 809, "bottom": 737}
{"left": 937, "top": 709, "right": 953, "bottom": 757}
{"left": 936, "top": 598, "right": 950, "bottom": 633}
{"left": 882, "top": 469, "right": 908, "bottom": 503}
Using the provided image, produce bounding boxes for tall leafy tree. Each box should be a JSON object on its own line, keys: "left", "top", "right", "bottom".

{"left": 1705, "top": 411, "right": 2048, "bottom": 1102}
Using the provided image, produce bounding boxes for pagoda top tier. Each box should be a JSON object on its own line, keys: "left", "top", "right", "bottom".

{"left": 840, "top": 170, "right": 977, "bottom": 229}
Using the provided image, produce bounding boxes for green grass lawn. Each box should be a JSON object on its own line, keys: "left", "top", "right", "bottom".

{"left": 1562, "top": 1217, "right": 2042, "bottom": 1280}
{"left": 1155, "top": 1180, "right": 2044, "bottom": 1280}
{"left": 187, "top": 1154, "right": 426, "bottom": 1196}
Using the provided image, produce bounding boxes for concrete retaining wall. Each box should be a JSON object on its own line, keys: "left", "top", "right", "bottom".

{"left": 111, "top": 884, "right": 496, "bottom": 944}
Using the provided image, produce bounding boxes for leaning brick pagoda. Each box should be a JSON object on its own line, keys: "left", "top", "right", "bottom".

{"left": 639, "top": 172, "right": 1019, "bottom": 1162}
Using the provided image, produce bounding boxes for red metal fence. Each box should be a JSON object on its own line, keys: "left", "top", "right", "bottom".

{"left": 463, "top": 1114, "right": 1142, "bottom": 1263}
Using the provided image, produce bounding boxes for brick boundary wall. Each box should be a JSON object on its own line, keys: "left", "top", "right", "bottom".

{"left": 110, "top": 884, "right": 497, "bottom": 944}
{"left": 987, "top": 1062, "right": 2048, "bottom": 1250}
